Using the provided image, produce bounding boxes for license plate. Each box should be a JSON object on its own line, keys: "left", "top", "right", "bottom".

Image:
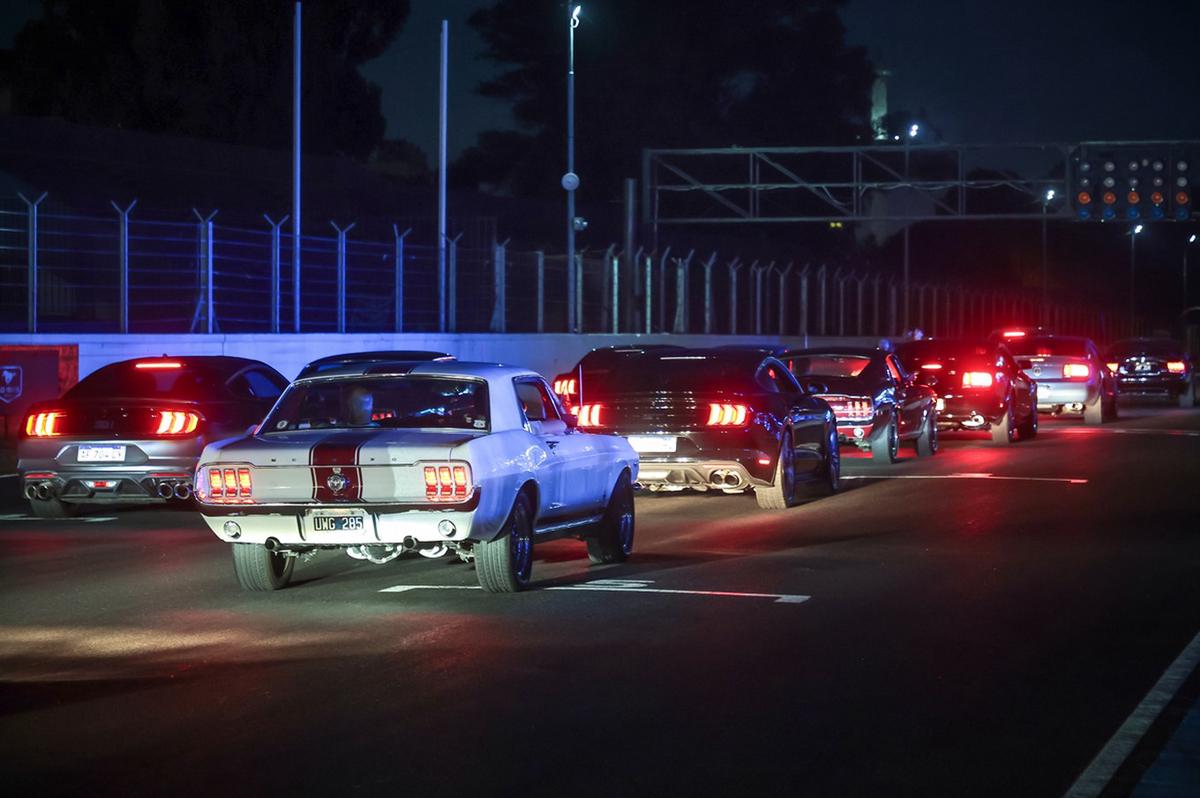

{"left": 77, "top": 445, "right": 126, "bottom": 463}
{"left": 309, "top": 511, "right": 367, "bottom": 533}
{"left": 1135, "top": 362, "right": 1151, "bottom": 372}
{"left": 627, "top": 435, "right": 677, "bottom": 453}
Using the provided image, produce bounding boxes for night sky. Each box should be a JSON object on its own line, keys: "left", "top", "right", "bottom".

{"left": 4, "top": 1, "right": 1198, "bottom": 158}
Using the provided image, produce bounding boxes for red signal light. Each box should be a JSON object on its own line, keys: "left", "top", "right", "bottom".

{"left": 1151, "top": 191, "right": 1165, "bottom": 205}
{"left": 1076, "top": 191, "right": 1092, "bottom": 205}
{"left": 1102, "top": 192, "right": 1117, "bottom": 205}
{"left": 1127, "top": 191, "right": 1140, "bottom": 204}
{"left": 1177, "top": 191, "right": 1191, "bottom": 205}
{"left": 961, "top": 372, "right": 993, "bottom": 388}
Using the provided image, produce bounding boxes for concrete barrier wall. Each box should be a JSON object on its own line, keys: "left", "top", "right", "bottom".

{"left": 0, "top": 333, "right": 885, "bottom": 382}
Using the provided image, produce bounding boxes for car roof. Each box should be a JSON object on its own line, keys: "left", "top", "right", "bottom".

{"left": 778, "top": 347, "right": 885, "bottom": 358}
{"left": 295, "top": 360, "right": 538, "bottom": 382}
{"left": 304, "top": 350, "right": 453, "bottom": 366}
{"left": 112, "top": 355, "right": 274, "bottom": 374}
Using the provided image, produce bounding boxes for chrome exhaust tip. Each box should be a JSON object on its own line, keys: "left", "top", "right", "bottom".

{"left": 264, "top": 537, "right": 281, "bottom": 552}
{"left": 34, "top": 483, "right": 53, "bottom": 500}
{"left": 157, "top": 482, "right": 175, "bottom": 499}
{"left": 173, "top": 483, "right": 192, "bottom": 500}
{"left": 24, "top": 484, "right": 38, "bottom": 500}
{"left": 401, "top": 536, "right": 419, "bottom": 551}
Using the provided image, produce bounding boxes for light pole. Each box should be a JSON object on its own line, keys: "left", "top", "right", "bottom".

{"left": 1186, "top": 233, "right": 1198, "bottom": 305}
{"left": 1041, "top": 188, "right": 1054, "bottom": 325}
{"left": 1129, "top": 224, "right": 1143, "bottom": 334}
{"left": 563, "top": 5, "right": 582, "bottom": 332}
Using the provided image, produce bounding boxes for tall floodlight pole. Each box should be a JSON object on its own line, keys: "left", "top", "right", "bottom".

{"left": 292, "top": 1, "right": 302, "bottom": 333}
{"left": 563, "top": 5, "right": 582, "bottom": 332}
{"left": 1041, "top": 189, "right": 1054, "bottom": 325}
{"left": 438, "top": 19, "right": 448, "bottom": 332}
{"left": 1129, "top": 224, "right": 1143, "bottom": 334}
{"left": 1185, "top": 233, "right": 1197, "bottom": 304}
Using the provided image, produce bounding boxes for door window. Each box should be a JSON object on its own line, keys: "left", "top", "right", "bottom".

{"left": 515, "top": 380, "right": 560, "bottom": 424}
{"left": 885, "top": 356, "right": 904, "bottom": 384}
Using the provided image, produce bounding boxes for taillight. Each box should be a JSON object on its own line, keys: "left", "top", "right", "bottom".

{"left": 1001, "top": 330, "right": 1026, "bottom": 339}
{"left": 155, "top": 410, "right": 200, "bottom": 435}
{"left": 25, "top": 411, "right": 64, "bottom": 437}
{"left": 1106, "top": 362, "right": 1118, "bottom": 373}
{"left": 1062, "top": 362, "right": 1091, "bottom": 380}
{"left": 962, "top": 372, "right": 994, "bottom": 388}
{"left": 135, "top": 361, "right": 182, "bottom": 369}
{"left": 553, "top": 377, "right": 577, "bottom": 396}
{"left": 422, "top": 463, "right": 472, "bottom": 501}
{"left": 1167, "top": 361, "right": 1186, "bottom": 373}
{"left": 198, "top": 466, "right": 253, "bottom": 503}
{"left": 921, "top": 363, "right": 943, "bottom": 370}
{"left": 577, "top": 404, "right": 603, "bottom": 427}
{"left": 706, "top": 403, "right": 748, "bottom": 426}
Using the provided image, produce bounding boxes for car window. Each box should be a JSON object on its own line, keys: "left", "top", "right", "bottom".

{"left": 759, "top": 360, "right": 801, "bottom": 393}
{"left": 231, "top": 368, "right": 286, "bottom": 400}
{"left": 885, "top": 356, "right": 904, "bottom": 383}
{"left": 515, "top": 380, "right": 560, "bottom": 423}
{"left": 787, "top": 354, "right": 871, "bottom": 378}
{"left": 261, "top": 376, "right": 489, "bottom": 432}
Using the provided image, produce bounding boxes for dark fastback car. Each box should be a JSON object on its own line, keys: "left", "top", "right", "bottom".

{"left": 566, "top": 348, "right": 839, "bottom": 510}
{"left": 895, "top": 339, "right": 1038, "bottom": 444}
{"left": 19, "top": 356, "right": 288, "bottom": 517}
{"left": 551, "top": 345, "right": 687, "bottom": 414}
{"left": 1105, "top": 338, "right": 1196, "bottom": 408}
{"left": 780, "top": 346, "right": 938, "bottom": 463}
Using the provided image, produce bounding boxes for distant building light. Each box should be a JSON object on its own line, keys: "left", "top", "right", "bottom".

{"left": 909, "top": 123, "right": 919, "bottom": 138}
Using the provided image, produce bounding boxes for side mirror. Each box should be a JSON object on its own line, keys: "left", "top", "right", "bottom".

{"left": 563, "top": 411, "right": 579, "bottom": 429}
{"left": 245, "top": 423, "right": 259, "bottom": 436}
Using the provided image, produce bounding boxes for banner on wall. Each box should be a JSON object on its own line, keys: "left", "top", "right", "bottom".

{"left": 0, "top": 345, "right": 79, "bottom": 439}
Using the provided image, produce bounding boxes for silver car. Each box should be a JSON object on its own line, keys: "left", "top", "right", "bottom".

{"left": 1009, "top": 335, "right": 1117, "bottom": 424}
{"left": 18, "top": 356, "right": 288, "bottom": 517}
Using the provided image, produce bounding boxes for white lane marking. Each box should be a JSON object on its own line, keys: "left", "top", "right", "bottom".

{"left": 1049, "top": 427, "right": 1200, "bottom": 437}
{"left": 841, "top": 473, "right": 1088, "bottom": 485}
{"left": 0, "top": 473, "right": 18, "bottom": 479}
{"left": 0, "top": 514, "right": 118, "bottom": 523}
{"left": 382, "top": 578, "right": 810, "bottom": 604}
{"left": 1064, "top": 629, "right": 1200, "bottom": 798}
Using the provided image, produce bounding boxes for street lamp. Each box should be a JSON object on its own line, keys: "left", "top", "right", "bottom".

{"left": 563, "top": 4, "right": 582, "bottom": 332}
{"left": 1129, "top": 224, "right": 1143, "bottom": 334}
{"left": 1041, "top": 188, "right": 1056, "bottom": 324}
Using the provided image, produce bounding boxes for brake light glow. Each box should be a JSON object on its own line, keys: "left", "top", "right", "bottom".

{"left": 155, "top": 410, "right": 200, "bottom": 435}
{"left": 1167, "top": 361, "right": 1186, "bottom": 373}
{"left": 921, "top": 363, "right": 943, "bottom": 370}
{"left": 135, "top": 361, "right": 182, "bottom": 370}
{"left": 423, "top": 463, "right": 472, "bottom": 501}
{"left": 577, "top": 403, "right": 603, "bottom": 427}
{"left": 1106, "top": 362, "right": 1118, "bottom": 373}
{"left": 1062, "top": 363, "right": 1091, "bottom": 379}
{"left": 706, "top": 403, "right": 748, "bottom": 426}
{"left": 962, "top": 371, "right": 994, "bottom": 388}
{"left": 199, "top": 466, "right": 253, "bottom": 503}
{"left": 1001, "top": 330, "right": 1026, "bottom": 338}
{"left": 553, "top": 378, "right": 577, "bottom": 395}
{"left": 25, "top": 411, "right": 64, "bottom": 437}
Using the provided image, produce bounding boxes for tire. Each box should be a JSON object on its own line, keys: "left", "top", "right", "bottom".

{"left": 914, "top": 409, "right": 938, "bottom": 457}
{"left": 1083, "top": 391, "right": 1104, "bottom": 425}
{"left": 1017, "top": 401, "right": 1039, "bottom": 440}
{"left": 476, "top": 492, "right": 534, "bottom": 592}
{"left": 1106, "top": 395, "right": 1120, "bottom": 420}
{"left": 587, "top": 472, "right": 635, "bottom": 564}
{"left": 231, "top": 543, "right": 295, "bottom": 591}
{"left": 796, "top": 422, "right": 844, "bottom": 499}
{"left": 990, "top": 402, "right": 1015, "bottom": 445}
{"left": 870, "top": 416, "right": 900, "bottom": 463}
{"left": 29, "top": 496, "right": 80, "bottom": 519}
{"left": 755, "top": 431, "right": 798, "bottom": 510}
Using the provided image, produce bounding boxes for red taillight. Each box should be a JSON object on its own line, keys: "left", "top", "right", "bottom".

{"left": 155, "top": 410, "right": 200, "bottom": 435}
{"left": 552, "top": 377, "right": 577, "bottom": 396}
{"left": 577, "top": 403, "right": 603, "bottom": 427}
{"left": 423, "top": 463, "right": 472, "bottom": 501}
{"left": 1001, "top": 330, "right": 1026, "bottom": 339}
{"left": 135, "top": 361, "right": 182, "bottom": 369}
{"left": 921, "top": 363, "right": 943, "bottom": 370}
{"left": 1167, "top": 361, "right": 1186, "bottom": 374}
{"left": 1062, "top": 362, "right": 1091, "bottom": 380}
{"left": 1106, "top": 362, "right": 1119, "bottom": 373}
{"left": 25, "top": 411, "right": 64, "bottom": 437}
{"left": 706, "top": 403, "right": 748, "bottom": 426}
{"left": 200, "top": 466, "right": 253, "bottom": 503}
{"left": 962, "top": 371, "right": 994, "bottom": 388}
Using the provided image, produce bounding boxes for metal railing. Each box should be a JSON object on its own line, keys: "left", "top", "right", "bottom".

{"left": 0, "top": 193, "right": 1130, "bottom": 339}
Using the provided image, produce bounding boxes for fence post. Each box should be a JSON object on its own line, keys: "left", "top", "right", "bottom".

{"left": 658, "top": 248, "right": 671, "bottom": 332}
{"left": 536, "top": 250, "right": 545, "bottom": 333}
{"left": 330, "top": 221, "right": 356, "bottom": 334}
{"left": 18, "top": 192, "right": 47, "bottom": 334}
{"left": 600, "top": 244, "right": 615, "bottom": 331}
{"left": 871, "top": 274, "right": 882, "bottom": 336}
{"left": 836, "top": 269, "right": 847, "bottom": 337}
{"left": 111, "top": 199, "right": 138, "bottom": 333}
{"left": 391, "top": 225, "right": 412, "bottom": 333}
{"left": 673, "top": 249, "right": 694, "bottom": 334}
{"left": 778, "top": 262, "right": 793, "bottom": 335}
{"left": 855, "top": 275, "right": 866, "bottom": 336}
{"left": 490, "top": 239, "right": 510, "bottom": 332}
{"left": 799, "top": 265, "right": 810, "bottom": 337}
{"left": 817, "top": 264, "right": 828, "bottom": 336}
{"left": 190, "top": 209, "right": 218, "bottom": 334}
{"left": 448, "top": 233, "right": 463, "bottom": 332}
{"left": 888, "top": 280, "right": 898, "bottom": 337}
{"left": 753, "top": 261, "right": 771, "bottom": 335}
{"left": 263, "top": 213, "right": 288, "bottom": 334}
{"left": 702, "top": 251, "right": 718, "bottom": 334}
{"left": 611, "top": 251, "right": 620, "bottom": 333}
{"left": 644, "top": 252, "right": 656, "bottom": 334}
{"left": 730, "top": 258, "right": 744, "bottom": 334}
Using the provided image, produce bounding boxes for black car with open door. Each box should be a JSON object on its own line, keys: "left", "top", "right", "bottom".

{"left": 894, "top": 338, "right": 1038, "bottom": 444}
{"left": 18, "top": 356, "right": 288, "bottom": 517}
{"left": 566, "top": 348, "right": 839, "bottom": 510}
{"left": 780, "top": 346, "right": 938, "bottom": 463}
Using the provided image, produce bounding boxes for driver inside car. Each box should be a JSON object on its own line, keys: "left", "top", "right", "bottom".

{"left": 345, "top": 386, "right": 378, "bottom": 427}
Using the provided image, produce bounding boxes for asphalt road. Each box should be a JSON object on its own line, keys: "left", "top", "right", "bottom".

{"left": 2, "top": 403, "right": 1199, "bottom": 797}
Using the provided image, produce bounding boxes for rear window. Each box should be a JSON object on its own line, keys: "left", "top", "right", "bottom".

{"left": 896, "top": 341, "right": 992, "bottom": 369}
{"left": 786, "top": 355, "right": 871, "bottom": 378}
{"left": 1011, "top": 337, "right": 1087, "bottom": 358}
{"left": 582, "top": 356, "right": 758, "bottom": 395}
{"left": 261, "top": 376, "right": 489, "bottom": 433}
{"left": 1107, "top": 339, "right": 1182, "bottom": 358}
{"left": 66, "top": 362, "right": 227, "bottom": 401}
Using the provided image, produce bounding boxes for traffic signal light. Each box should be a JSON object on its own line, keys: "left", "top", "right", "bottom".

{"left": 1070, "top": 146, "right": 1193, "bottom": 222}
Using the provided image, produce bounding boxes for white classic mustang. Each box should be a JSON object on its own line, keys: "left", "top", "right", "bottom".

{"left": 194, "top": 361, "right": 639, "bottom": 593}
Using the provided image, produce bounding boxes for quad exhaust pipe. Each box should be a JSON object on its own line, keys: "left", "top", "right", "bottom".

{"left": 25, "top": 483, "right": 55, "bottom": 500}
{"left": 710, "top": 469, "right": 744, "bottom": 488}
{"left": 155, "top": 480, "right": 192, "bottom": 500}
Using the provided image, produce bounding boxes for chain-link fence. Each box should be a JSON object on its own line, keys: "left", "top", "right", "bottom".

{"left": 0, "top": 193, "right": 1134, "bottom": 340}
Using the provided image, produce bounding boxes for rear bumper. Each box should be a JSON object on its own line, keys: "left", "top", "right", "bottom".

{"left": 1115, "top": 375, "right": 1189, "bottom": 395}
{"left": 1034, "top": 381, "right": 1095, "bottom": 410}
{"left": 935, "top": 395, "right": 1005, "bottom": 429}
{"left": 201, "top": 506, "right": 480, "bottom": 547}
{"left": 835, "top": 421, "right": 875, "bottom": 445}
{"left": 635, "top": 457, "right": 768, "bottom": 489}
{"left": 18, "top": 437, "right": 204, "bottom": 502}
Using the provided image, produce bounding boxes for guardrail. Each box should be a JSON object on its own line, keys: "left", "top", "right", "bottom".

{"left": 0, "top": 193, "right": 1129, "bottom": 340}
